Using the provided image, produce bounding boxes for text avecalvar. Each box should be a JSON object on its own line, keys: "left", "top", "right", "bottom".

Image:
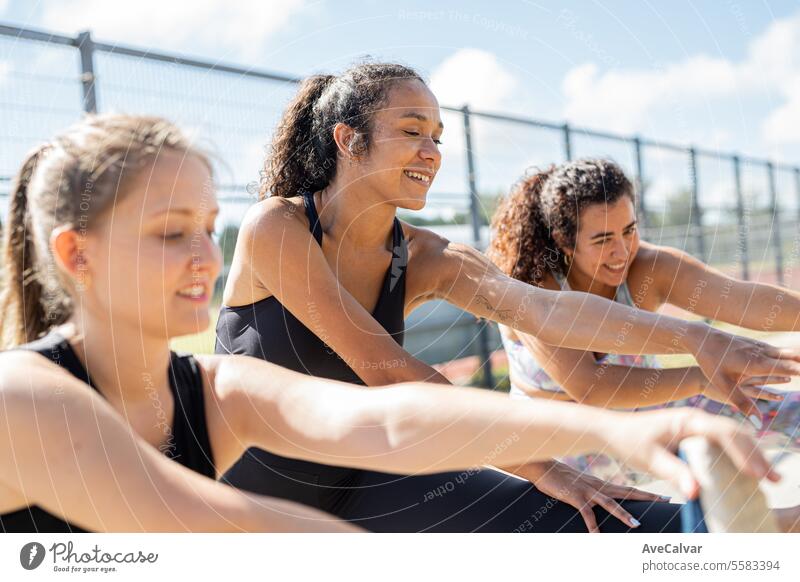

{"left": 642, "top": 544, "right": 702, "bottom": 554}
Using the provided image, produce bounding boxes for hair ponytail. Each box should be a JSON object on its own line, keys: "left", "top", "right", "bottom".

{"left": 488, "top": 166, "right": 561, "bottom": 286}
{"left": 262, "top": 75, "right": 335, "bottom": 200}
{"left": 0, "top": 144, "right": 59, "bottom": 346}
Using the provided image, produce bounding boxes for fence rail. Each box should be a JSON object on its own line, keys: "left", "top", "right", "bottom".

{"left": 2, "top": 23, "right": 799, "bottom": 384}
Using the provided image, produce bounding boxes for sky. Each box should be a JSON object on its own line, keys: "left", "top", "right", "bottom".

{"left": 2, "top": 0, "right": 800, "bottom": 223}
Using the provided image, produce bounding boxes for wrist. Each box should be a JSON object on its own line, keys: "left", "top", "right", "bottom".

{"left": 678, "top": 320, "right": 711, "bottom": 354}
{"left": 581, "top": 409, "right": 626, "bottom": 457}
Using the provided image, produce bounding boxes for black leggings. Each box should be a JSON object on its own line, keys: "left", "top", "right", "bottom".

{"left": 223, "top": 449, "right": 683, "bottom": 533}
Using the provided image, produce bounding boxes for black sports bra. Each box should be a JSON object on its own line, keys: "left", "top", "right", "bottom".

{"left": 0, "top": 331, "right": 215, "bottom": 533}
{"left": 215, "top": 190, "right": 408, "bottom": 383}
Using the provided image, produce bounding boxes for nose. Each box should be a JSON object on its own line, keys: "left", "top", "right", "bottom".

{"left": 419, "top": 137, "right": 441, "bottom": 168}
{"left": 191, "top": 230, "right": 222, "bottom": 280}
{"left": 609, "top": 237, "right": 628, "bottom": 259}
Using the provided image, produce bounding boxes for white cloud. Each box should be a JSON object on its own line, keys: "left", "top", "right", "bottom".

{"left": 560, "top": 11, "right": 800, "bottom": 147}
{"left": 429, "top": 48, "right": 517, "bottom": 111}
{"left": 562, "top": 55, "right": 738, "bottom": 134}
{"left": 41, "top": 0, "right": 308, "bottom": 59}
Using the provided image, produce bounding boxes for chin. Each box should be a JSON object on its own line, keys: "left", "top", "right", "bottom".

{"left": 167, "top": 313, "right": 212, "bottom": 339}
{"left": 397, "top": 193, "right": 427, "bottom": 211}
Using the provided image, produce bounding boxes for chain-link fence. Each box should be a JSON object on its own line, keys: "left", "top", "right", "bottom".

{"left": 2, "top": 23, "right": 799, "bottom": 384}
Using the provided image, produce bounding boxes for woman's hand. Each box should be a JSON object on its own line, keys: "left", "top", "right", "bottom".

{"left": 605, "top": 408, "right": 781, "bottom": 500}
{"left": 700, "top": 373, "right": 787, "bottom": 409}
{"left": 516, "top": 460, "right": 669, "bottom": 533}
{"left": 689, "top": 327, "right": 800, "bottom": 425}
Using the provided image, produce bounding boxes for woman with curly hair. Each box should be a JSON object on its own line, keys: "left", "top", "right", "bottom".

{"left": 487, "top": 158, "right": 800, "bottom": 485}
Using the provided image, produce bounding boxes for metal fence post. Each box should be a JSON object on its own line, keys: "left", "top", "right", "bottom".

{"left": 77, "top": 30, "right": 98, "bottom": 113}
{"left": 563, "top": 122, "right": 572, "bottom": 161}
{"left": 733, "top": 156, "right": 750, "bottom": 281}
{"left": 461, "top": 105, "right": 493, "bottom": 388}
{"left": 766, "top": 162, "right": 784, "bottom": 285}
{"left": 633, "top": 137, "right": 647, "bottom": 229}
{"left": 688, "top": 148, "right": 706, "bottom": 262}
{"left": 795, "top": 168, "right": 800, "bottom": 223}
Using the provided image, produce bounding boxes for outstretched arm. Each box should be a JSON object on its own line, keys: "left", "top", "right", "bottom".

{"left": 0, "top": 352, "right": 357, "bottom": 533}
{"left": 509, "top": 328, "right": 787, "bottom": 408}
{"left": 203, "top": 353, "right": 778, "bottom": 499}
{"left": 414, "top": 234, "right": 800, "bottom": 418}
{"left": 648, "top": 243, "right": 800, "bottom": 331}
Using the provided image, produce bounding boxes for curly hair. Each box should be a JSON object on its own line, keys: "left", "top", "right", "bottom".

{"left": 487, "top": 158, "right": 635, "bottom": 286}
{"left": 262, "top": 61, "right": 424, "bottom": 200}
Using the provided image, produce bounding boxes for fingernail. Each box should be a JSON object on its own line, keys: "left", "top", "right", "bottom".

{"left": 629, "top": 518, "right": 641, "bottom": 527}
{"left": 749, "top": 414, "right": 763, "bottom": 430}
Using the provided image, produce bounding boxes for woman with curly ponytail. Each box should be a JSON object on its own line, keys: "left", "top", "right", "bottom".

{"left": 489, "top": 158, "right": 800, "bottom": 487}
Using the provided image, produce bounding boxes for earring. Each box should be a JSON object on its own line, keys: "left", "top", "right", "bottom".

{"left": 563, "top": 253, "right": 572, "bottom": 267}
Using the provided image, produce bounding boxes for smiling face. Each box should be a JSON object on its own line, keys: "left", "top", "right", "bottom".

{"left": 351, "top": 79, "right": 443, "bottom": 210}
{"left": 566, "top": 195, "right": 640, "bottom": 288}
{"left": 79, "top": 150, "right": 222, "bottom": 339}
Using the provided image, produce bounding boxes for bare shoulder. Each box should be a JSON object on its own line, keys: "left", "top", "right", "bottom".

{"left": 400, "top": 222, "right": 469, "bottom": 304}
{"left": 399, "top": 221, "right": 449, "bottom": 259}
{"left": 241, "top": 195, "right": 309, "bottom": 238}
{"left": 631, "top": 241, "right": 704, "bottom": 280}
{"left": 0, "top": 350, "right": 63, "bottom": 390}
{"left": 627, "top": 242, "right": 695, "bottom": 307}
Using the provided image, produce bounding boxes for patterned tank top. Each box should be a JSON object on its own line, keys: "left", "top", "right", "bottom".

{"left": 502, "top": 273, "right": 659, "bottom": 400}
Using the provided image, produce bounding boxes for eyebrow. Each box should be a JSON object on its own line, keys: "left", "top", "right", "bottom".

{"left": 589, "top": 220, "right": 637, "bottom": 240}
{"left": 151, "top": 207, "right": 220, "bottom": 218}
{"left": 399, "top": 111, "right": 445, "bottom": 129}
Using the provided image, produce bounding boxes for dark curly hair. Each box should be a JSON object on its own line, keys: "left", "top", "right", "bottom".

{"left": 487, "top": 158, "right": 635, "bottom": 286}
{"left": 262, "top": 61, "right": 424, "bottom": 199}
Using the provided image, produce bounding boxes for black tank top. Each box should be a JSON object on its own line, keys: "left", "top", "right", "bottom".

{"left": 0, "top": 331, "right": 215, "bottom": 533}
{"left": 215, "top": 191, "right": 408, "bottom": 383}
{"left": 214, "top": 192, "right": 408, "bottom": 511}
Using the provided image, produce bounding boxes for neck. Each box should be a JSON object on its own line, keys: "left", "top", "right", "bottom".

{"left": 317, "top": 175, "right": 397, "bottom": 250}
{"left": 565, "top": 268, "right": 618, "bottom": 300}
{"left": 60, "top": 312, "right": 172, "bottom": 405}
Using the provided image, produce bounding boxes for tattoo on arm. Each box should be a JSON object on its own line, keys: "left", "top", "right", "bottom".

{"left": 473, "top": 294, "right": 513, "bottom": 321}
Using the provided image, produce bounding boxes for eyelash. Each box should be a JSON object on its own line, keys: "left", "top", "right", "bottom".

{"left": 404, "top": 130, "right": 443, "bottom": 145}
{"left": 594, "top": 228, "right": 636, "bottom": 245}
{"left": 163, "top": 228, "right": 216, "bottom": 241}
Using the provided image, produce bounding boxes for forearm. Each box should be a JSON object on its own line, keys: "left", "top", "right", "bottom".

{"left": 567, "top": 365, "right": 704, "bottom": 408}
{"left": 723, "top": 283, "right": 800, "bottom": 332}
{"left": 316, "top": 382, "right": 618, "bottom": 473}
{"left": 223, "top": 355, "right": 614, "bottom": 476}
{"left": 474, "top": 278, "right": 707, "bottom": 355}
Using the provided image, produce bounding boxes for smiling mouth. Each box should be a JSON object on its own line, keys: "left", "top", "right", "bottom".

{"left": 603, "top": 262, "right": 627, "bottom": 274}
{"left": 176, "top": 283, "right": 209, "bottom": 302}
{"left": 403, "top": 170, "right": 431, "bottom": 185}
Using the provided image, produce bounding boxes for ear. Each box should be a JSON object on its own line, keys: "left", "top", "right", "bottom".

{"left": 332, "top": 122, "right": 358, "bottom": 160}
{"left": 50, "top": 225, "right": 91, "bottom": 290}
